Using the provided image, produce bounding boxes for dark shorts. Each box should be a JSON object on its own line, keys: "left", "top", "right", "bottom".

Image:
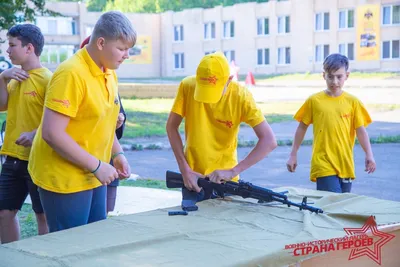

{"left": 316, "top": 175, "right": 352, "bottom": 193}
{"left": 38, "top": 185, "right": 107, "bottom": 233}
{"left": 0, "top": 156, "right": 44, "bottom": 213}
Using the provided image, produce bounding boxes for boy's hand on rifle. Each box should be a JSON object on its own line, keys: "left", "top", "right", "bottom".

{"left": 365, "top": 154, "right": 376, "bottom": 174}
{"left": 286, "top": 154, "right": 298, "bottom": 172}
{"left": 207, "top": 169, "right": 238, "bottom": 184}
{"left": 182, "top": 168, "right": 204, "bottom": 193}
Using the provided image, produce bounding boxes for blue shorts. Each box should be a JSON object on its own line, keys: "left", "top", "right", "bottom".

{"left": 316, "top": 175, "right": 352, "bottom": 193}
{"left": 38, "top": 185, "right": 107, "bottom": 233}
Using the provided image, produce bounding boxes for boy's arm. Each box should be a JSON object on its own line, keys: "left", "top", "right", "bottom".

{"left": 166, "top": 111, "right": 203, "bottom": 192}
{"left": 0, "top": 68, "right": 29, "bottom": 111}
{"left": 111, "top": 133, "right": 131, "bottom": 179}
{"left": 210, "top": 121, "right": 276, "bottom": 183}
{"left": 208, "top": 121, "right": 277, "bottom": 183}
{"left": 0, "top": 74, "right": 9, "bottom": 111}
{"left": 356, "top": 126, "right": 376, "bottom": 173}
{"left": 286, "top": 122, "right": 309, "bottom": 172}
{"left": 42, "top": 108, "right": 119, "bottom": 185}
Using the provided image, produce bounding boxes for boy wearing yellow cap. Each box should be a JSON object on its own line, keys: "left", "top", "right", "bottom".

{"left": 166, "top": 52, "right": 277, "bottom": 198}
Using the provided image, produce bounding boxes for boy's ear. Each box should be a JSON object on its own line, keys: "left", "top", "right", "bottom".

{"left": 26, "top": 43, "right": 35, "bottom": 55}
{"left": 96, "top": 37, "right": 106, "bottom": 51}
{"left": 322, "top": 72, "right": 326, "bottom": 80}
{"left": 346, "top": 72, "right": 350, "bottom": 79}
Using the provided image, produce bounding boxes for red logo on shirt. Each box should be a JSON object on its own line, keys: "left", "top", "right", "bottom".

{"left": 217, "top": 119, "right": 233, "bottom": 128}
{"left": 52, "top": 98, "right": 70, "bottom": 108}
{"left": 24, "top": 91, "right": 37, "bottom": 97}
{"left": 200, "top": 75, "right": 218, "bottom": 85}
{"left": 341, "top": 113, "right": 351, "bottom": 119}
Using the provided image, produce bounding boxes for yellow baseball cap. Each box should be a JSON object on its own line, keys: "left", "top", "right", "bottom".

{"left": 194, "top": 52, "right": 230, "bottom": 103}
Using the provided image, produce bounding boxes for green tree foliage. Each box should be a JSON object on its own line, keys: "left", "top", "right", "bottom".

{"left": 101, "top": 0, "right": 270, "bottom": 13}
{"left": 0, "top": 0, "right": 59, "bottom": 32}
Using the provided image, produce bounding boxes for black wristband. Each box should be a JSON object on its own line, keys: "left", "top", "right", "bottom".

{"left": 91, "top": 159, "right": 101, "bottom": 174}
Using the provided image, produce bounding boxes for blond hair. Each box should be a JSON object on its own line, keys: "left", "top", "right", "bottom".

{"left": 91, "top": 11, "right": 137, "bottom": 46}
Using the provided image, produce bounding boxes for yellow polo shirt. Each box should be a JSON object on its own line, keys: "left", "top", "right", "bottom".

{"left": 1, "top": 68, "right": 52, "bottom": 160}
{"left": 28, "top": 47, "right": 120, "bottom": 193}
{"left": 171, "top": 76, "right": 265, "bottom": 182}
{"left": 294, "top": 91, "right": 372, "bottom": 182}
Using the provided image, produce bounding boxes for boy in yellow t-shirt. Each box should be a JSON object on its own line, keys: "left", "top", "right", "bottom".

{"left": 0, "top": 24, "right": 51, "bottom": 243}
{"left": 286, "top": 54, "right": 376, "bottom": 193}
{"left": 28, "top": 11, "right": 135, "bottom": 233}
{"left": 166, "top": 52, "right": 277, "bottom": 202}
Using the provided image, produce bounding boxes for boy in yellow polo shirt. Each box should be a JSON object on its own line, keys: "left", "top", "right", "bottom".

{"left": 286, "top": 54, "right": 376, "bottom": 193}
{"left": 0, "top": 24, "right": 51, "bottom": 243}
{"left": 166, "top": 52, "right": 277, "bottom": 202}
{"left": 28, "top": 11, "right": 135, "bottom": 233}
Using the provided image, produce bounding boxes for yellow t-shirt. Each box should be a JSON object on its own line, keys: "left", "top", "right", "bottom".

{"left": 28, "top": 47, "right": 120, "bottom": 193}
{"left": 171, "top": 76, "right": 265, "bottom": 182}
{"left": 1, "top": 67, "right": 52, "bottom": 161}
{"left": 294, "top": 91, "right": 372, "bottom": 182}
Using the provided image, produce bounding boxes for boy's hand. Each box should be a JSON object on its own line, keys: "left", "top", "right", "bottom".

{"left": 286, "top": 155, "right": 298, "bottom": 172}
{"left": 0, "top": 67, "right": 29, "bottom": 82}
{"left": 15, "top": 131, "right": 36, "bottom": 147}
{"left": 116, "top": 113, "right": 125, "bottom": 129}
{"left": 182, "top": 168, "right": 204, "bottom": 193}
{"left": 94, "top": 161, "right": 119, "bottom": 185}
{"left": 207, "top": 169, "right": 238, "bottom": 184}
{"left": 365, "top": 155, "right": 376, "bottom": 174}
{"left": 113, "top": 154, "right": 131, "bottom": 179}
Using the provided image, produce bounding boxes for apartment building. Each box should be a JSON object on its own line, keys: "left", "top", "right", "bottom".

{"left": 0, "top": 0, "right": 399, "bottom": 78}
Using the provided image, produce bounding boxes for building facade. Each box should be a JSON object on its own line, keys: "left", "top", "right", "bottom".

{"left": 0, "top": 0, "right": 399, "bottom": 78}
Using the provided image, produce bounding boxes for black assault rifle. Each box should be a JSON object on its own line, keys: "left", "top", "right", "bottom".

{"left": 166, "top": 171, "right": 323, "bottom": 214}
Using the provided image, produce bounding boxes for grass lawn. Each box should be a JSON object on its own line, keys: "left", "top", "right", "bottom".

{"left": 120, "top": 99, "right": 400, "bottom": 138}
{"left": 2, "top": 101, "right": 399, "bottom": 139}
{"left": 18, "top": 204, "right": 39, "bottom": 240}
{"left": 121, "top": 71, "right": 399, "bottom": 84}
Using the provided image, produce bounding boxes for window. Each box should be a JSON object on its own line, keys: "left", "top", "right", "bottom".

{"left": 40, "top": 45, "right": 75, "bottom": 64}
{"left": 257, "top": 49, "right": 270, "bottom": 65}
{"left": 35, "top": 16, "right": 76, "bottom": 35}
{"left": 315, "top": 12, "right": 330, "bottom": 31}
{"left": 223, "top": 21, "right": 234, "bottom": 38}
{"left": 174, "top": 53, "right": 184, "bottom": 69}
{"left": 174, "top": 25, "right": 184, "bottom": 41}
{"left": 257, "top": 18, "right": 269, "bottom": 35}
{"left": 382, "top": 40, "right": 400, "bottom": 59}
{"left": 86, "top": 26, "right": 94, "bottom": 37}
{"left": 339, "top": 43, "right": 354, "bottom": 60}
{"left": 224, "top": 50, "right": 235, "bottom": 62}
{"left": 339, "top": 9, "right": 354, "bottom": 29}
{"left": 315, "top": 44, "right": 330, "bottom": 62}
{"left": 277, "top": 47, "right": 290, "bottom": 64}
{"left": 382, "top": 5, "right": 400, "bottom": 25}
{"left": 47, "top": 20, "right": 57, "bottom": 35}
{"left": 204, "top": 22, "right": 216, "bottom": 40}
{"left": 278, "top": 16, "right": 290, "bottom": 34}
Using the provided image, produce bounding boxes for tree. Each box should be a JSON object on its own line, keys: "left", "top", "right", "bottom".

{"left": 0, "top": 0, "right": 58, "bottom": 33}
{"left": 87, "top": 0, "right": 108, "bottom": 12}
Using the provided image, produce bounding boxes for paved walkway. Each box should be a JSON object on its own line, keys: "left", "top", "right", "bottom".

{"left": 123, "top": 111, "right": 400, "bottom": 150}
{"left": 26, "top": 143, "right": 400, "bottom": 215}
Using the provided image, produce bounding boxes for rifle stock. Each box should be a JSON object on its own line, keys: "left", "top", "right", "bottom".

{"left": 166, "top": 171, "right": 185, "bottom": 188}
